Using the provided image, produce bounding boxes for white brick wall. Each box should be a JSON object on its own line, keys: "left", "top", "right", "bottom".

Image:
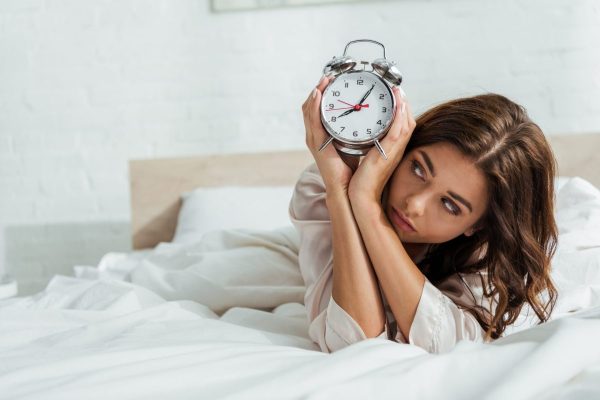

{"left": 1, "top": 0, "right": 599, "bottom": 294}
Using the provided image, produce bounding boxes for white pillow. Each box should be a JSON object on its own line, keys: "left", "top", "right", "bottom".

{"left": 172, "top": 186, "right": 295, "bottom": 244}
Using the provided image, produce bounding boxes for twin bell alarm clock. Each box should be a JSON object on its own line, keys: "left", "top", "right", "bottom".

{"left": 318, "top": 39, "right": 403, "bottom": 160}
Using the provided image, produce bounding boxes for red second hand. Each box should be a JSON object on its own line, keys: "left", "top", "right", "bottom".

{"left": 337, "top": 99, "right": 369, "bottom": 111}
{"left": 326, "top": 104, "right": 369, "bottom": 111}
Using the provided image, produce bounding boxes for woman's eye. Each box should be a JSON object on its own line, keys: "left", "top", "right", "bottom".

{"left": 411, "top": 160, "right": 459, "bottom": 216}
{"left": 443, "top": 198, "right": 460, "bottom": 216}
{"left": 411, "top": 160, "right": 424, "bottom": 178}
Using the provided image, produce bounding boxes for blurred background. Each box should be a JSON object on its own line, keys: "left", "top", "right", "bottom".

{"left": 1, "top": 0, "right": 599, "bottom": 295}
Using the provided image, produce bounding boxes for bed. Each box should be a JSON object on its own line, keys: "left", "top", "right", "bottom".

{"left": 1, "top": 133, "right": 600, "bottom": 399}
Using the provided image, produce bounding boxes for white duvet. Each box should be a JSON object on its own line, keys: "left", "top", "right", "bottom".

{"left": 1, "top": 177, "right": 600, "bottom": 400}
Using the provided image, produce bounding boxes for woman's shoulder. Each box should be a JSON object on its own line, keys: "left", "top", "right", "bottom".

{"left": 436, "top": 270, "right": 496, "bottom": 312}
{"left": 297, "top": 162, "right": 323, "bottom": 186}
{"left": 289, "top": 162, "right": 330, "bottom": 222}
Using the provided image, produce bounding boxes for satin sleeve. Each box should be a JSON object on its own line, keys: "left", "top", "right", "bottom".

{"left": 288, "top": 162, "right": 387, "bottom": 353}
{"left": 392, "top": 272, "right": 496, "bottom": 354}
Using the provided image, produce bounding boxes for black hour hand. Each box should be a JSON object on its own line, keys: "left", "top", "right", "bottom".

{"left": 337, "top": 108, "right": 355, "bottom": 118}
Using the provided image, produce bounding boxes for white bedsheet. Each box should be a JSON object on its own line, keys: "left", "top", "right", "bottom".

{"left": 1, "top": 273, "right": 599, "bottom": 400}
{"left": 1, "top": 176, "right": 600, "bottom": 399}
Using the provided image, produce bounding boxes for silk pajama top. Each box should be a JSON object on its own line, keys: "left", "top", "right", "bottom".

{"left": 289, "top": 162, "right": 498, "bottom": 354}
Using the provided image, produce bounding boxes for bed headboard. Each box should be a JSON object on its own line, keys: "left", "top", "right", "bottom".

{"left": 129, "top": 133, "right": 600, "bottom": 250}
{"left": 129, "top": 150, "right": 314, "bottom": 249}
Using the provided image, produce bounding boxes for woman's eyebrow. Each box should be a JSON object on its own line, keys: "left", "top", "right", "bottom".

{"left": 418, "top": 150, "right": 473, "bottom": 213}
{"left": 418, "top": 150, "right": 436, "bottom": 177}
{"left": 448, "top": 191, "right": 473, "bottom": 213}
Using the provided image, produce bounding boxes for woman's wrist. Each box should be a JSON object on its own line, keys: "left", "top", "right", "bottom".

{"left": 325, "top": 185, "right": 349, "bottom": 207}
{"left": 349, "top": 192, "right": 383, "bottom": 221}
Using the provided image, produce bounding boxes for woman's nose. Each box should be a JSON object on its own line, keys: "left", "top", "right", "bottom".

{"left": 404, "top": 193, "right": 427, "bottom": 217}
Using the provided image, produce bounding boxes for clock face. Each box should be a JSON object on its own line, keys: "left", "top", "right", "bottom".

{"left": 320, "top": 70, "right": 395, "bottom": 143}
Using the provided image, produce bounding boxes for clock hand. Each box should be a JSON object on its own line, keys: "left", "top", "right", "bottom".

{"left": 357, "top": 84, "right": 375, "bottom": 106}
{"left": 337, "top": 108, "right": 356, "bottom": 118}
{"left": 326, "top": 105, "right": 369, "bottom": 111}
{"left": 327, "top": 106, "right": 354, "bottom": 111}
{"left": 336, "top": 86, "right": 375, "bottom": 117}
{"left": 338, "top": 100, "right": 355, "bottom": 107}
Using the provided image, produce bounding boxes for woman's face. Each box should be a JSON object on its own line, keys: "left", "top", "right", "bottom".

{"left": 384, "top": 142, "right": 489, "bottom": 244}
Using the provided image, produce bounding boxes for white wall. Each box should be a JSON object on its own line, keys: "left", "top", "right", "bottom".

{"left": 1, "top": 0, "right": 599, "bottom": 294}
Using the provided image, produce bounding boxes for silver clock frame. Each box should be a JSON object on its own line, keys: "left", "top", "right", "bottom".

{"left": 320, "top": 70, "right": 396, "bottom": 157}
{"left": 318, "top": 39, "right": 403, "bottom": 160}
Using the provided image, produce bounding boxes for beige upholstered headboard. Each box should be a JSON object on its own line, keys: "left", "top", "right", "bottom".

{"left": 129, "top": 150, "right": 314, "bottom": 249}
{"left": 129, "top": 133, "right": 600, "bottom": 250}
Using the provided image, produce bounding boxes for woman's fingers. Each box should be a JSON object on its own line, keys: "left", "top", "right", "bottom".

{"left": 304, "top": 74, "right": 331, "bottom": 107}
{"left": 303, "top": 75, "right": 334, "bottom": 153}
{"left": 388, "top": 86, "right": 415, "bottom": 142}
{"left": 373, "top": 87, "right": 405, "bottom": 154}
{"left": 310, "top": 74, "right": 330, "bottom": 123}
{"left": 308, "top": 75, "right": 332, "bottom": 147}
{"left": 316, "top": 73, "right": 331, "bottom": 93}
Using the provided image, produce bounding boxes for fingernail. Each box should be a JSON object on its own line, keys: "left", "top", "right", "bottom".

{"left": 312, "top": 88, "right": 318, "bottom": 99}
{"left": 401, "top": 103, "right": 406, "bottom": 115}
{"left": 400, "top": 87, "right": 406, "bottom": 98}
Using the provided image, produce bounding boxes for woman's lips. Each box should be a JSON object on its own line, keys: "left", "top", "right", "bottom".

{"left": 392, "top": 208, "right": 417, "bottom": 232}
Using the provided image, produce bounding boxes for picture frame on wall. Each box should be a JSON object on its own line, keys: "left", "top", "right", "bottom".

{"left": 210, "top": 0, "right": 387, "bottom": 12}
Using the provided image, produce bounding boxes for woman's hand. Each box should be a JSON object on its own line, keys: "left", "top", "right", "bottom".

{"left": 348, "top": 86, "right": 416, "bottom": 206}
{"left": 302, "top": 75, "right": 360, "bottom": 193}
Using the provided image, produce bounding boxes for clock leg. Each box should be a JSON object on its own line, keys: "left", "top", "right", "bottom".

{"left": 374, "top": 139, "right": 388, "bottom": 160}
{"left": 318, "top": 135, "right": 334, "bottom": 152}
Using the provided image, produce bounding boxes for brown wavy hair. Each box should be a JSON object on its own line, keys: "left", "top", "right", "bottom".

{"left": 395, "top": 93, "right": 559, "bottom": 341}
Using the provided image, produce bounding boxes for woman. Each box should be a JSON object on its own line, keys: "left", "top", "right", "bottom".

{"left": 289, "top": 74, "right": 558, "bottom": 354}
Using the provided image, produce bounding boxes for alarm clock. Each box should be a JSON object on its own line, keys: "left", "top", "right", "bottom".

{"left": 318, "top": 39, "right": 403, "bottom": 160}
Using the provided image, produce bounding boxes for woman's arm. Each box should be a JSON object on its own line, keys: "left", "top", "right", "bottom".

{"left": 350, "top": 198, "right": 427, "bottom": 340}
{"left": 289, "top": 163, "right": 388, "bottom": 352}
{"left": 327, "top": 187, "right": 387, "bottom": 338}
{"left": 298, "top": 74, "right": 386, "bottom": 348}
{"left": 344, "top": 85, "right": 424, "bottom": 341}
